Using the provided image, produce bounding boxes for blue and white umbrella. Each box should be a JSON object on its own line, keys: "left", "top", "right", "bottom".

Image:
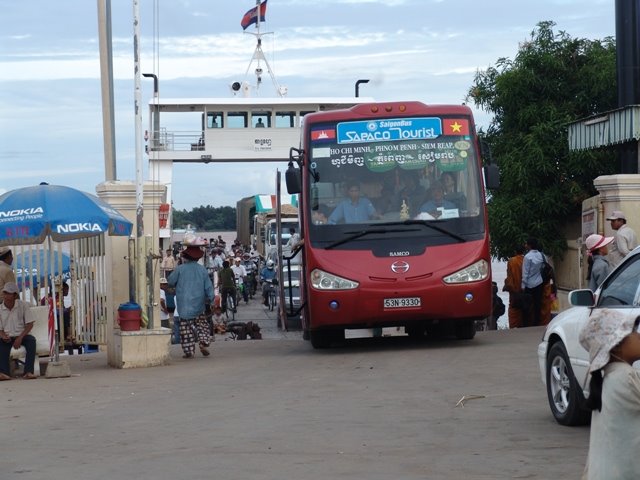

{"left": 0, "top": 184, "right": 132, "bottom": 245}
{"left": 0, "top": 184, "right": 133, "bottom": 361}
{"left": 14, "top": 250, "right": 72, "bottom": 289}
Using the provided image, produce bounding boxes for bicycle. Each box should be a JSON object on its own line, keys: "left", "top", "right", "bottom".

{"left": 264, "top": 278, "right": 278, "bottom": 311}
{"left": 246, "top": 271, "right": 258, "bottom": 298}
{"left": 222, "top": 288, "right": 236, "bottom": 321}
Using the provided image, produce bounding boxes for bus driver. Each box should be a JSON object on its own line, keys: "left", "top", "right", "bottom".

{"left": 328, "top": 181, "right": 380, "bottom": 224}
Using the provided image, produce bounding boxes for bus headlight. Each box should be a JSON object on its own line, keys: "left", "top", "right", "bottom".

{"left": 443, "top": 260, "right": 489, "bottom": 284}
{"left": 310, "top": 269, "right": 359, "bottom": 290}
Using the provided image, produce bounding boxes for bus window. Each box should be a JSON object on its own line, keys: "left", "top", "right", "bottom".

{"left": 207, "top": 112, "right": 223, "bottom": 128}
{"left": 227, "top": 112, "right": 248, "bottom": 128}
{"left": 275, "top": 111, "right": 295, "bottom": 128}
{"left": 252, "top": 112, "right": 271, "bottom": 128}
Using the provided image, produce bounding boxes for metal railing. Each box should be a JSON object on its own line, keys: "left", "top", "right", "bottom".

{"left": 148, "top": 129, "right": 205, "bottom": 152}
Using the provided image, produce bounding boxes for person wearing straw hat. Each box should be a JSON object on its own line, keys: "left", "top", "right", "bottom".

{"left": 585, "top": 233, "right": 614, "bottom": 292}
{"left": 578, "top": 309, "right": 640, "bottom": 479}
{"left": 0, "top": 246, "right": 16, "bottom": 304}
{"left": 0, "top": 282, "right": 37, "bottom": 380}
{"left": 167, "top": 234, "right": 214, "bottom": 359}
{"left": 606, "top": 210, "right": 638, "bottom": 268}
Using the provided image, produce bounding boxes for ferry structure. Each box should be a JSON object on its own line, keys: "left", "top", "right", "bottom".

{"left": 146, "top": 13, "right": 373, "bottom": 244}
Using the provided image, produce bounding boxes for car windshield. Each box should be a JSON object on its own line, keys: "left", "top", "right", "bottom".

{"left": 598, "top": 254, "right": 640, "bottom": 306}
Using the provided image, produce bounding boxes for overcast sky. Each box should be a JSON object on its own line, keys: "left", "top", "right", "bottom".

{"left": 0, "top": 0, "right": 616, "bottom": 210}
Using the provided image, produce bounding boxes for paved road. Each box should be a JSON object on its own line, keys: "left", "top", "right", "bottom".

{"left": 0, "top": 297, "right": 589, "bottom": 480}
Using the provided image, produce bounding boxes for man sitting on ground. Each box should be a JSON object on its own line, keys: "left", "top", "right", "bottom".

{"left": 0, "top": 282, "right": 37, "bottom": 380}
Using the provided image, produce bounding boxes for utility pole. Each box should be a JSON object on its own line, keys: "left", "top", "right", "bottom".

{"left": 133, "top": 0, "right": 147, "bottom": 319}
{"left": 97, "top": 0, "right": 117, "bottom": 180}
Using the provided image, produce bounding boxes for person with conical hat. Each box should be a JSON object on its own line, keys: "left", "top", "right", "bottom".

{"left": 167, "top": 234, "right": 214, "bottom": 359}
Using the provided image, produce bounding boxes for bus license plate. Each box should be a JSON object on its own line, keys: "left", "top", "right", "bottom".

{"left": 384, "top": 297, "right": 421, "bottom": 308}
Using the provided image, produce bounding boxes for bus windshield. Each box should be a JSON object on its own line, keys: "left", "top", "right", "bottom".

{"left": 306, "top": 115, "right": 486, "bottom": 246}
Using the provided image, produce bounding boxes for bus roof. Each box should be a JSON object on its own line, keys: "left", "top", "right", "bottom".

{"left": 149, "top": 97, "right": 376, "bottom": 108}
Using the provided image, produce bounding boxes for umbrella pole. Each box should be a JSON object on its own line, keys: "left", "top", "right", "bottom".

{"left": 48, "top": 237, "right": 60, "bottom": 363}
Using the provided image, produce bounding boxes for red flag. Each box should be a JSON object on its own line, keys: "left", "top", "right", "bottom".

{"left": 443, "top": 119, "right": 470, "bottom": 136}
{"left": 47, "top": 296, "right": 55, "bottom": 357}
{"left": 311, "top": 129, "right": 336, "bottom": 141}
{"left": 241, "top": 0, "right": 268, "bottom": 30}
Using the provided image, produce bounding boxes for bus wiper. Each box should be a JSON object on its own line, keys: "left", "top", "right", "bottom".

{"left": 383, "top": 220, "right": 466, "bottom": 243}
{"left": 325, "top": 227, "right": 418, "bottom": 250}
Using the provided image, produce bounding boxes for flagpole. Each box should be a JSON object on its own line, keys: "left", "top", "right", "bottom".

{"left": 242, "top": 0, "right": 285, "bottom": 96}
{"left": 255, "top": 0, "right": 261, "bottom": 34}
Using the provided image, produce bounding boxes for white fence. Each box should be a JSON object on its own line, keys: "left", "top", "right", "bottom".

{"left": 13, "top": 235, "right": 109, "bottom": 349}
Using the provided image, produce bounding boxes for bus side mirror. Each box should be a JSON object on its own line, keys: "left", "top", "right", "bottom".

{"left": 286, "top": 161, "right": 301, "bottom": 194}
{"left": 484, "top": 164, "right": 500, "bottom": 190}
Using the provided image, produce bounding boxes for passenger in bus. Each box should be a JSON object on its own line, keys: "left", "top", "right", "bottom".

{"left": 255, "top": 118, "right": 265, "bottom": 128}
{"left": 440, "top": 172, "right": 466, "bottom": 209}
{"left": 393, "top": 174, "right": 426, "bottom": 217}
{"left": 311, "top": 204, "right": 330, "bottom": 225}
{"left": 418, "top": 181, "right": 456, "bottom": 219}
{"left": 328, "top": 181, "right": 380, "bottom": 224}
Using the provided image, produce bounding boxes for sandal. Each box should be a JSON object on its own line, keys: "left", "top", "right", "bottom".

{"left": 199, "top": 345, "right": 210, "bottom": 357}
{"left": 0, "top": 373, "right": 11, "bottom": 381}
{"left": 182, "top": 353, "right": 194, "bottom": 359}
{"left": 23, "top": 372, "right": 37, "bottom": 380}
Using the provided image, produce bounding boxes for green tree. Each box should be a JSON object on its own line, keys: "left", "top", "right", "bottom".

{"left": 171, "top": 205, "right": 236, "bottom": 230}
{"left": 468, "top": 21, "right": 617, "bottom": 260}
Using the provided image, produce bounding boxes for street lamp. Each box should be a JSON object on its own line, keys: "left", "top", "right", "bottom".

{"left": 142, "top": 73, "right": 158, "bottom": 95}
{"left": 142, "top": 73, "right": 159, "bottom": 148}
{"left": 355, "top": 79, "right": 370, "bottom": 97}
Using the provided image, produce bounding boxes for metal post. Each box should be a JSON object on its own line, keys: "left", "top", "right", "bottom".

{"left": 133, "top": 0, "right": 146, "bottom": 311}
{"left": 97, "top": 0, "right": 117, "bottom": 180}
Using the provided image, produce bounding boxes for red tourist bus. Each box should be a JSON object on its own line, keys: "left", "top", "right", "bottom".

{"left": 285, "top": 101, "right": 499, "bottom": 348}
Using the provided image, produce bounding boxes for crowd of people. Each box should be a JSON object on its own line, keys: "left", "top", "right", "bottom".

{"left": 502, "top": 209, "right": 638, "bottom": 329}
{"left": 160, "top": 233, "right": 287, "bottom": 359}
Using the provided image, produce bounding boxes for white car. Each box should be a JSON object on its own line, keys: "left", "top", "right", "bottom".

{"left": 282, "top": 264, "right": 301, "bottom": 313}
{"left": 537, "top": 246, "right": 640, "bottom": 425}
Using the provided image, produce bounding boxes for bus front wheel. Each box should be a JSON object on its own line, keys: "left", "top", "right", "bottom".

{"left": 310, "top": 329, "right": 340, "bottom": 349}
{"left": 454, "top": 320, "right": 476, "bottom": 340}
{"left": 405, "top": 324, "right": 426, "bottom": 340}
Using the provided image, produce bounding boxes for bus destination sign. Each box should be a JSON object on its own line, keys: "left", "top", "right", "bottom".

{"left": 336, "top": 117, "right": 442, "bottom": 144}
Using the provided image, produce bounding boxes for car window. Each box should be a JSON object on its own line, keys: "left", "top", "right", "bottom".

{"left": 598, "top": 255, "right": 640, "bottom": 307}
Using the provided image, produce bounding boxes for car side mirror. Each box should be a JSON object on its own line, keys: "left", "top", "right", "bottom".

{"left": 568, "top": 289, "right": 595, "bottom": 307}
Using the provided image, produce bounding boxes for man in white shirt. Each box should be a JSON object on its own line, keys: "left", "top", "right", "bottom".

{"left": 159, "top": 278, "right": 171, "bottom": 328}
{"left": 0, "top": 282, "right": 37, "bottom": 380}
{"left": 161, "top": 249, "right": 176, "bottom": 278}
{"left": 606, "top": 210, "right": 638, "bottom": 268}
{"left": 285, "top": 226, "right": 302, "bottom": 264}
{"left": 0, "top": 246, "right": 16, "bottom": 304}
{"left": 231, "top": 257, "right": 248, "bottom": 304}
